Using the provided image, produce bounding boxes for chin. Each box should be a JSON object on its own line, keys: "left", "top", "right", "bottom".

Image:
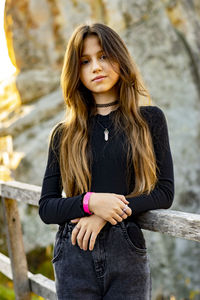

{"left": 92, "top": 87, "right": 113, "bottom": 93}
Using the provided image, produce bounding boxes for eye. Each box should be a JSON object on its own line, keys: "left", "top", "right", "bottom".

{"left": 80, "top": 59, "right": 89, "bottom": 65}
{"left": 100, "top": 54, "right": 107, "bottom": 60}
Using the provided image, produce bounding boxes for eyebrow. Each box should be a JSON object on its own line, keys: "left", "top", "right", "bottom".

{"left": 81, "top": 50, "right": 104, "bottom": 57}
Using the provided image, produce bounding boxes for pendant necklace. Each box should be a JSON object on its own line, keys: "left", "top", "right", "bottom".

{"left": 95, "top": 99, "right": 119, "bottom": 141}
{"left": 96, "top": 119, "right": 113, "bottom": 141}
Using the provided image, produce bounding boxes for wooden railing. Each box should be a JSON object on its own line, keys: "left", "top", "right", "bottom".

{"left": 0, "top": 180, "right": 200, "bottom": 300}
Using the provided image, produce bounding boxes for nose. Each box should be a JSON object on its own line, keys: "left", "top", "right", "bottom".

{"left": 92, "top": 58, "right": 102, "bottom": 72}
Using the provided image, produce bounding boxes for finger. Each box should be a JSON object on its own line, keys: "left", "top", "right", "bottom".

{"left": 114, "top": 207, "right": 130, "bottom": 221}
{"left": 82, "top": 230, "right": 91, "bottom": 251}
{"left": 108, "top": 217, "right": 118, "bottom": 225}
{"left": 117, "top": 197, "right": 129, "bottom": 207}
{"left": 112, "top": 212, "right": 123, "bottom": 222}
{"left": 70, "top": 218, "right": 80, "bottom": 223}
{"left": 71, "top": 227, "right": 79, "bottom": 245}
{"left": 119, "top": 207, "right": 131, "bottom": 217}
{"left": 117, "top": 207, "right": 128, "bottom": 219}
{"left": 116, "top": 194, "right": 129, "bottom": 204}
{"left": 119, "top": 203, "right": 132, "bottom": 216}
{"left": 125, "top": 207, "right": 132, "bottom": 216}
{"left": 89, "top": 232, "right": 97, "bottom": 251}
{"left": 77, "top": 229, "right": 86, "bottom": 249}
{"left": 117, "top": 212, "right": 129, "bottom": 221}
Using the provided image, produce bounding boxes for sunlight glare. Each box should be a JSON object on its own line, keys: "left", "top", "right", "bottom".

{"left": 0, "top": 0, "right": 16, "bottom": 82}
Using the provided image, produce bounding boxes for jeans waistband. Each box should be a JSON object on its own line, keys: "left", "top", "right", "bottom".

{"left": 59, "top": 220, "right": 128, "bottom": 238}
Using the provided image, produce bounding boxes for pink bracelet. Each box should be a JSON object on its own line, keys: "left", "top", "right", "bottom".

{"left": 83, "top": 192, "right": 94, "bottom": 215}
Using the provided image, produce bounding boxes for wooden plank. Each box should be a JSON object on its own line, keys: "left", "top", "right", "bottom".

{"left": 0, "top": 253, "right": 56, "bottom": 300}
{"left": 135, "top": 209, "right": 200, "bottom": 242}
{"left": 29, "top": 274, "right": 56, "bottom": 300}
{"left": 0, "top": 252, "right": 12, "bottom": 279}
{"left": 2, "top": 197, "right": 31, "bottom": 300}
{"left": 1, "top": 180, "right": 200, "bottom": 242}
{"left": 0, "top": 180, "right": 41, "bottom": 206}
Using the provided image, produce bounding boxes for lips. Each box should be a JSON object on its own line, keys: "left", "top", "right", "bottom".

{"left": 92, "top": 76, "right": 106, "bottom": 81}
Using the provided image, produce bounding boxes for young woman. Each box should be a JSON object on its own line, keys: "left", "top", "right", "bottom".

{"left": 39, "top": 22, "right": 174, "bottom": 300}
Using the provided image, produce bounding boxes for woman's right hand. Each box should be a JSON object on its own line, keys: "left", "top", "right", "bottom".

{"left": 88, "top": 193, "right": 132, "bottom": 225}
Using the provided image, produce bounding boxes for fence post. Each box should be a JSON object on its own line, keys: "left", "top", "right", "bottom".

{"left": 2, "top": 197, "right": 31, "bottom": 300}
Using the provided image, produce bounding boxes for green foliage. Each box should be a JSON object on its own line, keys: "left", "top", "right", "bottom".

{"left": 0, "top": 283, "right": 45, "bottom": 300}
{"left": 189, "top": 289, "right": 200, "bottom": 299}
{"left": 0, "top": 273, "right": 44, "bottom": 300}
{"left": 27, "top": 245, "right": 54, "bottom": 280}
{"left": 0, "top": 283, "right": 15, "bottom": 300}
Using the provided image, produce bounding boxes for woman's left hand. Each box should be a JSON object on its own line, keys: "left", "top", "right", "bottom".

{"left": 70, "top": 215, "right": 107, "bottom": 251}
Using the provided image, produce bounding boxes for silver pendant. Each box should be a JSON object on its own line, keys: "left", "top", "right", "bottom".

{"left": 104, "top": 129, "right": 109, "bottom": 141}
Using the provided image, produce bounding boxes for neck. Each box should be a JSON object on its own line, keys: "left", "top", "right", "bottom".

{"left": 95, "top": 105, "right": 118, "bottom": 116}
{"left": 93, "top": 89, "right": 119, "bottom": 115}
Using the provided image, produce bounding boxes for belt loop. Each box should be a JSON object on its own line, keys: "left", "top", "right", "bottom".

{"left": 66, "top": 221, "right": 77, "bottom": 234}
{"left": 62, "top": 222, "right": 70, "bottom": 238}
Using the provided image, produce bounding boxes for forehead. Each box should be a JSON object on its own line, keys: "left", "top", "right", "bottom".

{"left": 81, "top": 35, "right": 103, "bottom": 56}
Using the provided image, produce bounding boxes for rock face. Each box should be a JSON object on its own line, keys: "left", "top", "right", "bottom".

{"left": 4, "top": 0, "right": 63, "bottom": 103}
{"left": 2, "top": 0, "right": 200, "bottom": 298}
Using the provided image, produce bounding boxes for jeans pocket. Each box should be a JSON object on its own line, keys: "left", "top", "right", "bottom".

{"left": 121, "top": 222, "right": 147, "bottom": 255}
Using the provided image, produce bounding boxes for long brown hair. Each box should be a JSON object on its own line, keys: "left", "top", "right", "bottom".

{"left": 50, "top": 23, "right": 158, "bottom": 198}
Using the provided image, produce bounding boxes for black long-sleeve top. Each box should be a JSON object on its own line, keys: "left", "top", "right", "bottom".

{"left": 39, "top": 106, "right": 174, "bottom": 225}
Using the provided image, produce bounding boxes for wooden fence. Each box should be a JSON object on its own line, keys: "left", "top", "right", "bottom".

{"left": 0, "top": 180, "right": 200, "bottom": 300}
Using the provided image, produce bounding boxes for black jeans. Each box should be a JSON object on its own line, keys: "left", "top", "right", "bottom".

{"left": 52, "top": 220, "right": 152, "bottom": 300}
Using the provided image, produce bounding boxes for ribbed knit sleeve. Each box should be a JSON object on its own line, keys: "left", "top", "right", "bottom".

{"left": 38, "top": 124, "right": 88, "bottom": 225}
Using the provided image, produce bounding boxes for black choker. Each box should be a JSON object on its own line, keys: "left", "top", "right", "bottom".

{"left": 95, "top": 100, "right": 119, "bottom": 107}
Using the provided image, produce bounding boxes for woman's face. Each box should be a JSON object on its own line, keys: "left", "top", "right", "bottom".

{"left": 79, "top": 35, "right": 120, "bottom": 99}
